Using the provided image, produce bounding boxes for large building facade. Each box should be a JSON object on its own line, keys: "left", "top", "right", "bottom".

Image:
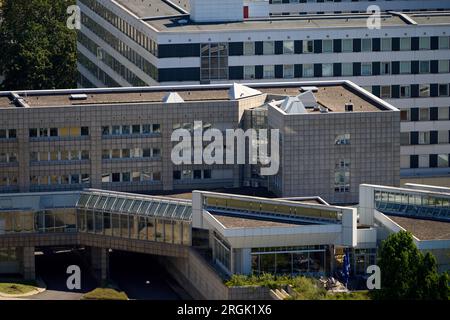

{"left": 0, "top": 81, "right": 399, "bottom": 204}
{"left": 76, "top": 0, "right": 450, "bottom": 185}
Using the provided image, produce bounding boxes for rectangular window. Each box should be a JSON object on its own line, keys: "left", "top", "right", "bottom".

{"left": 283, "top": 41, "right": 294, "bottom": 54}
{"left": 122, "top": 149, "right": 130, "bottom": 158}
{"left": 0, "top": 129, "right": 6, "bottom": 139}
{"left": 419, "top": 84, "right": 430, "bottom": 97}
{"left": 142, "top": 124, "right": 151, "bottom": 134}
{"left": 342, "top": 39, "right": 353, "bottom": 52}
{"left": 152, "top": 124, "right": 160, "bottom": 133}
{"left": 8, "top": 129, "right": 16, "bottom": 139}
{"left": 400, "top": 132, "right": 410, "bottom": 145}
{"left": 419, "top": 37, "right": 430, "bottom": 50}
{"left": 322, "top": 63, "right": 333, "bottom": 77}
{"left": 244, "top": 66, "right": 255, "bottom": 80}
{"left": 439, "top": 84, "right": 449, "bottom": 96}
{"left": 334, "top": 160, "right": 350, "bottom": 193}
{"left": 419, "top": 108, "right": 429, "bottom": 121}
{"left": 335, "top": 134, "right": 350, "bottom": 145}
{"left": 263, "top": 65, "right": 275, "bottom": 79}
{"left": 204, "top": 169, "right": 211, "bottom": 179}
{"left": 438, "top": 107, "right": 449, "bottom": 120}
{"left": 303, "top": 64, "right": 314, "bottom": 77}
{"left": 193, "top": 170, "right": 202, "bottom": 179}
{"left": 111, "top": 173, "right": 120, "bottom": 183}
{"left": 439, "top": 36, "right": 450, "bottom": 49}
{"left": 419, "top": 61, "right": 430, "bottom": 74}
{"left": 101, "top": 126, "right": 110, "bottom": 136}
{"left": 303, "top": 40, "right": 313, "bottom": 53}
{"left": 342, "top": 63, "right": 353, "bottom": 76}
{"left": 111, "top": 126, "right": 120, "bottom": 135}
{"left": 322, "top": 39, "right": 333, "bottom": 53}
{"left": 381, "top": 86, "right": 391, "bottom": 98}
{"left": 400, "top": 109, "right": 409, "bottom": 121}
{"left": 121, "top": 125, "right": 130, "bottom": 135}
{"left": 263, "top": 41, "right": 274, "bottom": 55}
{"left": 81, "top": 127, "right": 89, "bottom": 136}
{"left": 143, "top": 148, "right": 151, "bottom": 158}
{"left": 111, "top": 149, "right": 120, "bottom": 159}
{"left": 419, "top": 132, "right": 430, "bottom": 144}
{"left": 102, "top": 150, "right": 110, "bottom": 160}
{"left": 438, "top": 154, "right": 449, "bottom": 168}
{"left": 50, "top": 128, "right": 58, "bottom": 137}
{"left": 400, "top": 85, "right": 410, "bottom": 98}
{"left": 243, "top": 42, "right": 255, "bottom": 55}
{"left": 361, "top": 62, "right": 372, "bottom": 76}
{"left": 438, "top": 60, "right": 449, "bottom": 73}
{"left": 39, "top": 128, "right": 48, "bottom": 137}
{"left": 182, "top": 170, "right": 192, "bottom": 180}
{"left": 361, "top": 38, "right": 372, "bottom": 52}
{"left": 283, "top": 65, "right": 294, "bottom": 78}
{"left": 400, "top": 61, "right": 411, "bottom": 74}
{"left": 132, "top": 125, "right": 140, "bottom": 134}
{"left": 381, "top": 38, "right": 391, "bottom": 51}
{"left": 381, "top": 62, "right": 390, "bottom": 75}
{"left": 438, "top": 131, "right": 449, "bottom": 144}
{"left": 400, "top": 37, "right": 411, "bottom": 51}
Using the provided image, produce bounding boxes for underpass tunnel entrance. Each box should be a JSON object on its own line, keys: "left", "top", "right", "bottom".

{"left": 108, "top": 250, "right": 190, "bottom": 300}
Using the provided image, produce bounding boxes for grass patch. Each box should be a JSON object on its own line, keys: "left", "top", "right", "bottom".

{"left": 225, "top": 273, "right": 372, "bottom": 300}
{"left": 0, "top": 281, "right": 39, "bottom": 295}
{"left": 82, "top": 288, "right": 128, "bottom": 300}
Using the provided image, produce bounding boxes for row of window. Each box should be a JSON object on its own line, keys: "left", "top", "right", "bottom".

{"left": 101, "top": 124, "right": 161, "bottom": 136}
{"left": 78, "top": 0, "right": 158, "bottom": 56}
{"left": 29, "top": 127, "right": 89, "bottom": 138}
{"left": 334, "top": 160, "right": 350, "bottom": 193}
{"left": 79, "top": 14, "right": 158, "bottom": 82}
{"left": 30, "top": 151, "right": 90, "bottom": 162}
{"left": 0, "top": 129, "right": 17, "bottom": 139}
{"left": 30, "top": 174, "right": 91, "bottom": 186}
{"left": 102, "top": 148, "right": 161, "bottom": 160}
{"left": 401, "top": 131, "right": 450, "bottom": 146}
{"left": 0, "top": 152, "right": 18, "bottom": 164}
{"left": 101, "top": 171, "right": 161, "bottom": 183}
{"left": 173, "top": 169, "right": 212, "bottom": 180}
{"left": 0, "top": 177, "right": 17, "bottom": 187}
{"left": 400, "top": 107, "right": 450, "bottom": 122}
{"left": 241, "top": 60, "right": 450, "bottom": 80}
{"left": 240, "top": 37, "right": 450, "bottom": 56}
{"left": 402, "top": 154, "right": 450, "bottom": 169}
{"left": 78, "top": 51, "right": 120, "bottom": 87}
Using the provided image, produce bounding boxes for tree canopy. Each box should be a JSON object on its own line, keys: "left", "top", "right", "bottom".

{"left": 0, "top": 0, "right": 77, "bottom": 90}
{"left": 376, "top": 231, "right": 449, "bottom": 300}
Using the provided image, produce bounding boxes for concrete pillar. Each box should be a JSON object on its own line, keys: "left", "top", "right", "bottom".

{"left": 22, "top": 246, "right": 35, "bottom": 280}
{"left": 90, "top": 247, "right": 109, "bottom": 281}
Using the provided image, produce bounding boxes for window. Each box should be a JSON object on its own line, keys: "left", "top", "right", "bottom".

{"left": 200, "top": 43, "right": 228, "bottom": 80}
{"left": 438, "top": 60, "right": 449, "bottom": 73}
{"left": 121, "top": 125, "right": 130, "bottom": 135}
{"left": 419, "top": 132, "right": 430, "bottom": 144}
{"left": 381, "top": 86, "right": 391, "bottom": 98}
{"left": 0, "top": 129, "right": 6, "bottom": 139}
{"left": 400, "top": 61, "right": 411, "bottom": 74}
{"left": 400, "top": 85, "right": 410, "bottom": 98}
{"left": 342, "top": 39, "right": 353, "bottom": 52}
{"left": 438, "top": 154, "right": 449, "bottom": 168}
{"left": 322, "top": 63, "right": 333, "bottom": 77}
{"left": 439, "top": 36, "right": 449, "bottom": 49}
{"left": 122, "top": 172, "right": 130, "bottom": 182}
{"left": 50, "top": 128, "right": 58, "bottom": 137}
{"left": 400, "top": 109, "right": 409, "bottom": 121}
{"left": 101, "top": 126, "right": 110, "bottom": 136}
{"left": 111, "top": 125, "right": 120, "bottom": 135}
{"left": 381, "top": 38, "right": 391, "bottom": 51}
{"left": 122, "top": 149, "right": 130, "bottom": 158}
{"left": 81, "top": 150, "right": 90, "bottom": 160}
{"left": 438, "top": 107, "right": 449, "bottom": 120}
{"left": 111, "top": 149, "right": 120, "bottom": 159}
{"left": 439, "top": 84, "right": 449, "bottom": 96}
{"left": 335, "top": 134, "right": 350, "bottom": 145}
{"left": 283, "top": 65, "right": 294, "bottom": 78}
{"left": 419, "top": 37, "right": 430, "bottom": 50}
{"left": 303, "top": 40, "right": 313, "bottom": 53}
{"left": 244, "top": 66, "right": 255, "bottom": 80}
{"left": 182, "top": 170, "right": 192, "bottom": 180}
{"left": 400, "top": 37, "right": 411, "bottom": 51}
{"left": 152, "top": 124, "right": 160, "bottom": 133}
{"left": 400, "top": 132, "right": 410, "bottom": 145}
{"left": 193, "top": 170, "right": 202, "bottom": 179}
{"left": 81, "top": 127, "right": 89, "bottom": 136}
{"left": 438, "top": 131, "right": 449, "bottom": 144}
{"left": 342, "top": 63, "right": 353, "bottom": 76}
{"left": 419, "top": 61, "right": 430, "bottom": 74}
{"left": 39, "top": 128, "right": 48, "bottom": 137}
{"left": 132, "top": 125, "right": 141, "bottom": 134}
{"left": 419, "top": 155, "right": 429, "bottom": 168}
{"left": 111, "top": 173, "right": 121, "bottom": 182}
{"left": 322, "top": 39, "right": 333, "bottom": 53}
{"left": 283, "top": 41, "right": 294, "bottom": 54}
{"left": 263, "top": 41, "right": 274, "bottom": 55}
{"left": 8, "top": 129, "right": 16, "bottom": 139}
{"left": 303, "top": 64, "right": 314, "bottom": 77}
{"left": 102, "top": 150, "right": 110, "bottom": 159}
{"left": 362, "top": 39, "right": 372, "bottom": 52}
{"left": 142, "top": 124, "right": 151, "bottom": 134}
{"left": 419, "top": 108, "right": 429, "bottom": 121}
{"left": 376, "top": 62, "right": 389, "bottom": 75}
{"left": 243, "top": 42, "right": 254, "bottom": 55}
{"left": 153, "top": 148, "right": 161, "bottom": 157}
{"left": 204, "top": 169, "right": 211, "bottom": 179}
{"left": 419, "top": 84, "right": 430, "bottom": 97}
{"left": 173, "top": 171, "right": 181, "bottom": 180}
{"left": 143, "top": 148, "right": 151, "bottom": 158}
{"left": 361, "top": 62, "right": 372, "bottom": 76}
{"left": 30, "top": 152, "right": 38, "bottom": 162}
{"left": 29, "top": 128, "right": 38, "bottom": 138}
{"left": 334, "top": 160, "right": 350, "bottom": 193}
{"left": 263, "top": 65, "right": 275, "bottom": 79}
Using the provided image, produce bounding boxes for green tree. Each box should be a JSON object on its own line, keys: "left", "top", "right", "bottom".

{"left": 376, "top": 231, "right": 449, "bottom": 300}
{"left": 0, "top": 0, "right": 77, "bottom": 90}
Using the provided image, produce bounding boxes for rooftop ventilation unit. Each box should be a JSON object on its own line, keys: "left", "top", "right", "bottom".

{"left": 345, "top": 103, "right": 354, "bottom": 112}
{"left": 300, "top": 86, "right": 318, "bottom": 93}
{"left": 319, "top": 106, "right": 328, "bottom": 113}
{"left": 70, "top": 94, "right": 88, "bottom": 101}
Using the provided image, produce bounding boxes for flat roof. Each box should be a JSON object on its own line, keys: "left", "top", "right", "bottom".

{"left": 114, "top": 0, "right": 187, "bottom": 19}
{"left": 410, "top": 12, "right": 450, "bottom": 25}
{"left": 0, "top": 82, "right": 391, "bottom": 112}
{"left": 210, "top": 212, "right": 312, "bottom": 229}
{"left": 388, "top": 215, "right": 450, "bottom": 241}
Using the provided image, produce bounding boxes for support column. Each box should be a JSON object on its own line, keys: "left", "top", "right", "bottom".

{"left": 22, "top": 246, "right": 35, "bottom": 280}
{"left": 90, "top": 247, "right": 109, "bottom": 281}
